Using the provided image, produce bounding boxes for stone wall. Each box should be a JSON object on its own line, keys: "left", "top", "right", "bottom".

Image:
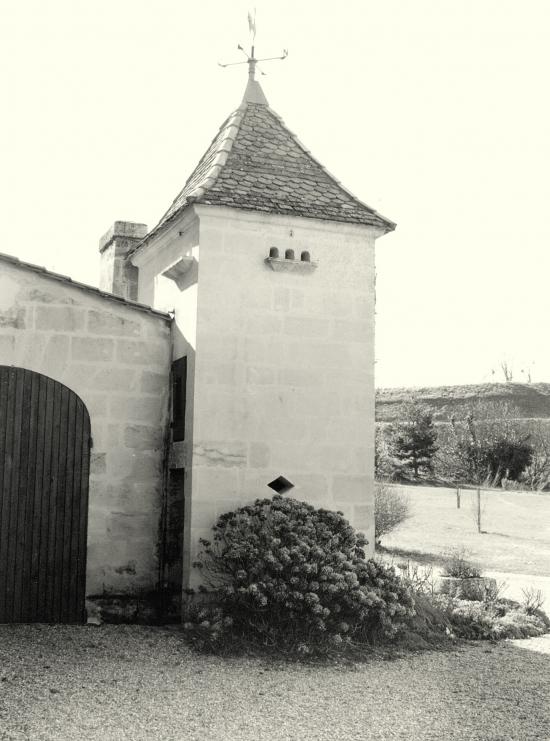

{"left": 131, "top": 212, "right": 200, "bottom": 589}
{"left": 0, "top": 259, "right": 171, "bottom": 599}
{"left": 128, "top": 204, "right": 382, "bottom": 591}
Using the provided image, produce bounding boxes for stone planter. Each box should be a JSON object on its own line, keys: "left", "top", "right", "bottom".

{"left": 437, "top": 576, "right": 497, "bottom": 601}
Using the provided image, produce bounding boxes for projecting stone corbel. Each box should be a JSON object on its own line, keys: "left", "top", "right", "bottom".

{"left": 162, "top": 257, "right": 197, "bottom": 289}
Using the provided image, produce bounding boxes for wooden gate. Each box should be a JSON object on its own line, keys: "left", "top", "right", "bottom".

{"left": 0, "top": 366, "right": 91, "bottom": 623}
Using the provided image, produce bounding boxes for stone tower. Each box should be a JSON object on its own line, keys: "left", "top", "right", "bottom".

{"left": 128, "top": 71, "right": 395, "bottom": 590}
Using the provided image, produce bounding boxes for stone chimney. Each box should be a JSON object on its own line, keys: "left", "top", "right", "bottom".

{"left": 99, "top": 221, "right": 147, "bottom": 300}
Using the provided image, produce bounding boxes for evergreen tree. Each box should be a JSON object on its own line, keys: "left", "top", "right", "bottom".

{"left": 388, "top": 401, "right": 438, "bottom": 478}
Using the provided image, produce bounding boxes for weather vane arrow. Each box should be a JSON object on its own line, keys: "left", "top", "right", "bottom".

{"left": 218, "top": 9, "right": 288, "bottom": 80}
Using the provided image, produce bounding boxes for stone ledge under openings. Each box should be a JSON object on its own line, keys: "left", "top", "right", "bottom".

{"left": 264, "top": 247, "right": 317, "bottom": 273}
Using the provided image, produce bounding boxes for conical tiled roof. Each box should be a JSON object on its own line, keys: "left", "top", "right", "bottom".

{"left": 142, "top": 80, "right": 395, "bottom": 245}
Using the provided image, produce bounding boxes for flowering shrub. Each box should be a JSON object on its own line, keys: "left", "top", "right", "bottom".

{"left": 183, "top": 495, "right": 415, "bottom": 656}
{"left": 434, "top": 594, "right": 550, "bottom": 640}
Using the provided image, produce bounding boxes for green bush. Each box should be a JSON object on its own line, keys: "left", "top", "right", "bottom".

{"left": 441, "top": 547, "right": 482, "bottom": 579}
{"left": 183, "top": 495, "right": 415, "bottom": 657}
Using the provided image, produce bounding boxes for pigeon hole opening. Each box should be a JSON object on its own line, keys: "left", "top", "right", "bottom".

{"left": 267, "top": 476, "right": 295, "bottom": 494}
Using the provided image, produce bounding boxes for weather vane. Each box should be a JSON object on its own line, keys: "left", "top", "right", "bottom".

{"left": 218, "top": 9, "right": 288, "bottom": 80}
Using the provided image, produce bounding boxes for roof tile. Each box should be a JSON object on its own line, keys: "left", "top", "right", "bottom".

{"left": 142, "top": 91, "right": 395, "bottom": 245}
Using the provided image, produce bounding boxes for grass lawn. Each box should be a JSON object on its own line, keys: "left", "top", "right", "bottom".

{"left": 1, "top": 625, "right": 549, "bottom": 741}
{"left": 380, "top": 485, "right": 550, "bottom": 576}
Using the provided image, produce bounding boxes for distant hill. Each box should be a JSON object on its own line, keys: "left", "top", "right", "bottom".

{"left": 375, "top": 383, "right": 550, "bottom": 423}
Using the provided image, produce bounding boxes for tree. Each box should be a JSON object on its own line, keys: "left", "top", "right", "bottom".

{"left": 500, "top": 360, "right": 514, "bottom": 383}
{"left": 436, "top": 401, "right": 534, "bottom": 486}
{"left": 484, "top": 439, "right": 532, "bottom": 481}
{"left": 387, "top": 401, "right": 438, "bottom": 478}
{"left": 374, "top": 482, "right": 411, "bottom": 544}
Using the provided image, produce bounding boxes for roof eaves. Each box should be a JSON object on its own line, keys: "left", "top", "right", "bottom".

{"left": 0, "top": 252, "right": 172, "bottom": 321}
{"left": 131, "top": 199, "right": 193, "bottom": 252}
{"left": 194, "top": 201, "right": 391, "bottom": 228}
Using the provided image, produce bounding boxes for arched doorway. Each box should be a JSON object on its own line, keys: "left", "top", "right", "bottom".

{"left": 0, "top": 366, "right": 91, "bottom": 623}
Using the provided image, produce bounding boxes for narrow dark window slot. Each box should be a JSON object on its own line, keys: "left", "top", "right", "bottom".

{"left": 171, "top": 357, "right": 187, "bottom": 442}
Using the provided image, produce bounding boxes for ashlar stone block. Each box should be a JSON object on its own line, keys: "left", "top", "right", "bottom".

{"left": 110, "top": 395, "right": 165, "bottom": 424}
{"left": 194, "top": 466, "right": 240, "bottom": 499}
{"left": 191, "top": 501, "right": 220, "bottom": 529}
{"left": 283, "top": 316, "right": 329, "bottom": 338}
{"left": 117, "top": 339, "right": 165, "bottom": 365}
{"left": 0, "top": 334, "right": 16, "bottom": 354}
{"left": 130, "top": 453, "right": 162, "bottom": 480}
{"left": 353, "top": 504, "right": 374, "bottom": 531}
{"left": 40, "top": 335, "right": 71, "bottom": 377}
{"left": 124, "top": 424, "right": 164, "bottom": 451}
{"left": 246, "top": 366, "right": 276, "bottom": 385}
{"left": 88, "top": 309, "right": 142, "bottom": 337}
{"left": 141, "top": 371, "right": 168, "bottom": 394}
{"left": 202, "top": 362, "right": 244, "bottom": 386}
{"left": 90, "top": 453, "right": 107, "bottom": 476}
{"left": 0, "top": 306, "right": 26, "bottom": 329}
{"left": 93, "top": 368, "right": 137, "bottom": 392}
{"left": 35, "top": 306, "right": 85, "bottom": 332}
{"left": 245, "top": 314, "right": 282, "bottom": 336}
{"left": 13, "top": 333, "right": 45, "bottom": 368}
{"left": 332, "top": 319, "right": 371, "bottom": 341}
{"left": 278, "top": 367, "right": 324, "bottom": 387}
{"left": 193, "top": 442, "right": 247, "bottom": 467}
{"left": 72, "top": 337, "right": 114, "bottom": 362}
{"left": 248, "top": 441, "right": 271, "bottom": 468}
{"left": 332, "top": 474, "right": 370, "bottom": 503}
{"left": 84, "top": 393, "right": 108, "bottom": 418}
{"left": 289, "top": 473, "right": 329, "bottom": 499}
{"left": 272, "top": 287, "right": 290, "bottom": 312}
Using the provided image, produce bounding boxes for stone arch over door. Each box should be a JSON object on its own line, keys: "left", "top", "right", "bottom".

{"left": 0, "top": 366, "right": 91, "bottom": 623}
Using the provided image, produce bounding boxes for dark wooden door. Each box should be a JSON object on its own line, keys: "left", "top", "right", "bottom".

{"left": 0, "top": 366, "right": 91, "bottom": 623}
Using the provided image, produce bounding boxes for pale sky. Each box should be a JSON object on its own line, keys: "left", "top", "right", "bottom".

{"left": 1, "top": 0, "right": 549, "bottom": 388}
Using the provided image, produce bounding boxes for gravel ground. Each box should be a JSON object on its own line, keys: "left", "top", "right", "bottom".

{"left": 1, "top": 625, "right": 549, "bottom": 741}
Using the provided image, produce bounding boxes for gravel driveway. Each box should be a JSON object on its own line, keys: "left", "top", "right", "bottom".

{"left": 1, "top": 625, "right": 549, "bottom": 741}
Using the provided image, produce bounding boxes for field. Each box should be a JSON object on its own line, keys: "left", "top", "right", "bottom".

{"left": 381, "top": 485, "right": 550, "bottom": 577}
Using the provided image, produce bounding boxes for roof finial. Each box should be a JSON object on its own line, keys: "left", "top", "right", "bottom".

{"left": 248, "top": 52, "right": 257, "bottom": 82}
{"left": 248, "top": 8, "right": 257, "bottom": 81}
{"left": 218, "top": 10, "right": 287, "bottom": 97}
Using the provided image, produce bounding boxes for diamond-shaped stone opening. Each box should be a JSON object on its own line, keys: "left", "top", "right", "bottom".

{"left": 267, "top": 476, "right": 294, "bottom": 494}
